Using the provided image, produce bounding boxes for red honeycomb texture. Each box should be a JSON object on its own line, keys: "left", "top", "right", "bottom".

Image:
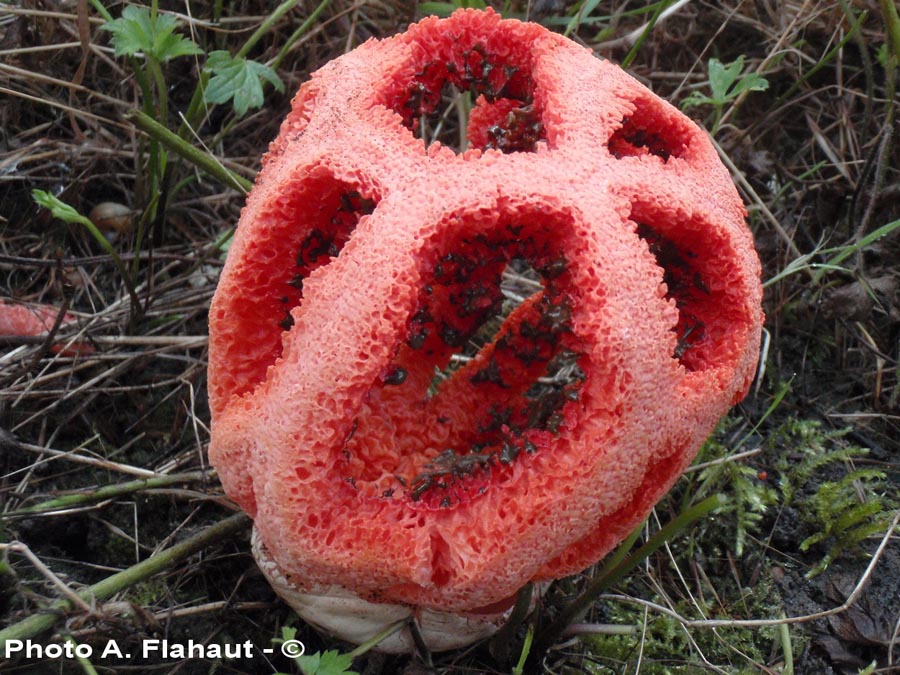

{"left": 208, "top": 9, "right": 763, "bottom": 613}
{"left": 0, "top": 300, "right": 92, "bottom": 356}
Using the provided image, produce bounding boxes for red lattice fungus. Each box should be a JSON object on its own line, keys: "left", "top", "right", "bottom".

{"left": 208, "top": 8, "right": 763, "bottom": 652}
{"left": 0, "top": 300, "right": 92, "bottom": 356}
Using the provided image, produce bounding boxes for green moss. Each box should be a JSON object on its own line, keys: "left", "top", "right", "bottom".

{"left": 770, "top": 419, "right": 896, "bottom": 577}
{"left": 128, "top": 579, "right": 168, "bottom": 606}
{"left": 582, "top": 575, "right": 790, "bottom": 673}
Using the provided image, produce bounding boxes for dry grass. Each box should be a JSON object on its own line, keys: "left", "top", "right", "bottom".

{"left": 1, "top": 0, "right": 899, "bottom": 673}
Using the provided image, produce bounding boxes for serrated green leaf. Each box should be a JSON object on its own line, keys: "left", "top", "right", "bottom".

{"left": 295, "top": 649, "right": 357, "bottom": 675}
{"left": 101, "top": 5, "right": 201, "bottom": 62}
{"left": 708, "top": 56, "right": 744, "bottom": 102}
{"left": 730, "top": 71, "right": 769, "bottom": 97}
{"left": 102, "top": 6, "right": 152, "bottom": 58}
{"left": 295, "top": 652, "right": 322, "bottom": 674}
{"left": 153, "top": 22, "right": 204, "bottom": 60}
{"left": 685, "top": 56, "right": 769, "bottom": 113}
{"left": 203, "top": 50, "right": 284, "bottom": 117}
{"left": 680, "top": 90, "right": 715, "bottom": 110}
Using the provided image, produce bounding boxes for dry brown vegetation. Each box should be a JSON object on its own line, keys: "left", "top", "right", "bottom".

{"left": 1, "top": 1, "right": 899, "bottom": 674}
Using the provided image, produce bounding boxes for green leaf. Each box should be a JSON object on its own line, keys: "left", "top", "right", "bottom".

{"left": 730, "top": 70, "right": 770, "bottom": 97}
{"left": 859, "top": 660, "right": 879, "bottom": 675}
{"left": 875, "top": 43, "right": 890, "bottom": 70}
{"left": 708, "top": 56, "right": 769, "bottom": 103}
{"left": 151, "top": 15, "right": 204, "bottom": 61}
{"left": 683, "top": 56, "right": 769, "bottom": 111}
{"left": 270, "top": 628, "right": 357, "bottom": 675}
{"left": 708, "top": 56, "right": 744, "bottom": 102}
{"left": 102, "top": 6, "right": 153, "bottom": 58}
{"left": 419, "top": 0, "right": 486, "bottom": 14}
{"left": 32, "top": 189, "right": 91, "bottom": 226}
{"left": 295, "top": 650, "right": 358, "bottom": 675}
{"left": 203, "top": 50, "right": 284, "bottom": 117}
{"left": 680, "top": 90, "right": 715, "bottom": 110}
{"left": 102, "top": 5, "right": 201, "bottom": 62}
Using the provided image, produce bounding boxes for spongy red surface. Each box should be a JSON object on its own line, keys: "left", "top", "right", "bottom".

{"left": 0, "top": 300, "right": 90, "bottom": 355}
{"left": 208, "top": 9, "right": 763, "bottom": 612}
{"left": 0, "top": 301, "right": 69, "bottom": 336}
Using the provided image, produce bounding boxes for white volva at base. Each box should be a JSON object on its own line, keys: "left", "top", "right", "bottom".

{"left": 251, "top": 528, "right": 529, "bottom": 653}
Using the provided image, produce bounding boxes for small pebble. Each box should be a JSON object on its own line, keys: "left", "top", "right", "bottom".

{"left": 89, "top": 202, "right": 133, "bottom": 234}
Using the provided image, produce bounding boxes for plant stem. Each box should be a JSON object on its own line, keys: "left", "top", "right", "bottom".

{"left": 213, "top": 0, "right": 225, "bottom": 49}
{"left": 66, "top": 636, "right": 100, "bottom": 675}
{"left": 512, "top": 624, "right": 534, "bottom": 675}
{"left": 57, "top": 208, "right": 142, "bottom": 316}
{"left": 346, "top": 618, "right": 410, "bottom": 658}
{"left": 766, "top": 8, "right": 866, "bottom": 118}
{"left": 237, "top": 0, "right": 305, "bottom": 59}
{"left": 850, "top": 2, "right": 898, "bottom": 254}
{"left": 562, "top": 623, "right": 638, "bottom": 636}
{"left": 881, "top": 0, "right": 900, "bottom": 58}
{"left": 621, "top": 0, "right": 670, "bottom": 69}
{"left": 533, "top": 494, "right": 727, "bottom": 656}
{"left": 272, "top": 0, "right": 333, "bottom": 71}
{"left": 489, "top": 582, "right": 534, "bottom": 662}
{"left": 128, "top": 110, "right": 254, "bottom": 193}
{"left": 593, "top": 520, "right": 645, "bottom": 575}
{"left": 209, "top": 226, "right": 236, "bottom": 252}
{"left": 87, "top": 0, "right": 154, "bottom": 216}
{"left": 7, "top": 471, "right": 212, "bottom": 516}
{"left": 87, "top": 0, "right": 112, "bottom": 21}
{"left": 711, "top": 106, "right": 724, "bottom": 136}
{"left": 778, "top": 613, "right": 794, "bottom": 675}
{"left": 817, "top": 217, "right": 900, "bottom": 282}
{"left": 180, "top": 72, "right": 212, "bottom": 139}
{"left": 181, "top": 0, "right": 325, "bottom": 138}
{"left": 0, "top": 513, "right": 250, "bottom": 646}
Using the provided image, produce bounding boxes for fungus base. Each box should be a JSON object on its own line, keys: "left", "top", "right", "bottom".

{"left": 252, "top": 530, "right": 528, "bottom": 654}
